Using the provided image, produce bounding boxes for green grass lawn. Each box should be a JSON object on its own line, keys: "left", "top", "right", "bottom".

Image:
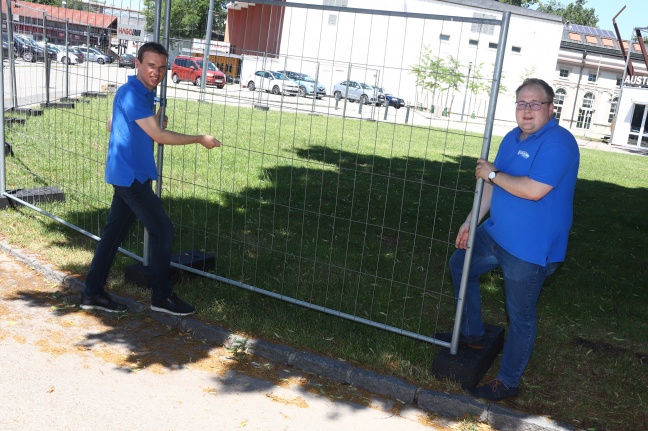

{"left": 2, "top": 96, "right": 647, "bottom": 430}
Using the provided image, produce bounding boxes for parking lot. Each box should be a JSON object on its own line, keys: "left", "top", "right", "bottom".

{"left": 2, "top": 57, "right": 504, "bottom": 135}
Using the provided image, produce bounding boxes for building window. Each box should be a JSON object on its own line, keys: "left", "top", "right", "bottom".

{"left": 554, "top": 88, "right": 566, "bottom": 124}
{"left": 608, "top": 96, "right": 618, "bottom": 124}
{"left": 577, "top": 92, "right": 595, "bottom": 129}
{"left": 601, "top": 37, "right": 614, "bottom": 47}
{"left": 440, "top": 34, "right": 450, "bottom": 41}
{"left": 568, "top": 32, "right": 582, "bottom": 42}
{"left": 585, "top": 35, "right": 598, "bottom": 44}
{"left": 511, "top": 46, "right": 521, "bottom": 53}
{"left": 560, "top": 68, "right": 569, "bottom": 78}
{"left": 488, "top": 42, "right": 498, "bottom": 49}
{"left": 588, "top": 73, "right": 597, "bottom": 82}
{"left": 469, "top": 39, "right": 479, "bottom": 46}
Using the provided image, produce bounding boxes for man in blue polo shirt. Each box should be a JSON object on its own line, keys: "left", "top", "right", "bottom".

{"left": 81, "top": 42, "right": 221, "bottom": 315}
{"left": 449, "top": 78, "right": 579, "bottom": 401}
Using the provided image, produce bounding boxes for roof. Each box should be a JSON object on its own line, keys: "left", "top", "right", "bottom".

{"left": 2, "top": 0, "right": 117, "bottom": 28}
{"left": 562, "top": 23, "right": 644, "bottom": 55}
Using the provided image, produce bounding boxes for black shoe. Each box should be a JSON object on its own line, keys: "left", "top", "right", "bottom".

{"left": 80, "top": 292, "right": 127, "bottom": 313}
{"left": 470, "top": 379, "right": 519, "bottom": 401}
{"left": 150, "top": 292, "right": 196, "bottom": 316}
{"left": 435, "top": 332, "right": 485, "bottom": 349}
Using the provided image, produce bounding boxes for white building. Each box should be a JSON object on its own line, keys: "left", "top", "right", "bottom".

{"left": 233, "top": 0, "right": 563, "bottom": 121}
{"left": 553, "top": 23, "right": 648, "bottom": 146}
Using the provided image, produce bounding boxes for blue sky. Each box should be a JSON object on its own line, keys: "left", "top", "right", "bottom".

{"left": 534, "top": 0, "right": 647, "bottom": 36}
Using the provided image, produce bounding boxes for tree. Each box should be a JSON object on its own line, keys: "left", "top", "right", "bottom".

{"left": 495, "top": 0, "right": 539, "bottom": 8}
{"left": 411, "top": 47, "right": 465, "bottom": 110}
{"left": 142, "top": 0, "right": 227, "bottom": 40}
{"left": 536, "top": 0, "right": 598, "bottom": 27}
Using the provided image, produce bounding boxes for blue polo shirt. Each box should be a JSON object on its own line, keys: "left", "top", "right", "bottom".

{"left": 484, "top": 118, "right": 580, "bottom": 266}
{"left": 105, "top": 75, "right": 158, "bottom": 186}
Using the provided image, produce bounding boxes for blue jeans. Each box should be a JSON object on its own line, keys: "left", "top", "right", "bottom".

{"left": 449, "top": 225, "right": 557, "bottom": 388}
{"left": 84, "top": 179, "right": 174, "bottom": 301}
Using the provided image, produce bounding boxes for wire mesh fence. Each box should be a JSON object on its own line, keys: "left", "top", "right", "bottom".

{"left": 1, "top": 0, "right": 507, "bottom": 346}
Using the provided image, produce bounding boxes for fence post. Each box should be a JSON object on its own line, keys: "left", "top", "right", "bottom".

{"left": 65, "top": 18, "right": 70, "bottom": 99}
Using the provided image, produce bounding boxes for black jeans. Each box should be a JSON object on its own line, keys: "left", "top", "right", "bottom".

{"left": 84, "top": 179, "right": 174, "bottom": 301}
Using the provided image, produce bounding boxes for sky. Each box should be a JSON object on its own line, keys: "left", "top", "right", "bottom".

{"left": 549, "top": 0, "right": 647, "bottom": 36}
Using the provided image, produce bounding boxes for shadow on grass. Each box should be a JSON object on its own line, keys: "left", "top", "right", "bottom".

{"left": 4, "top": 132, "right": 648, "bottom": 430}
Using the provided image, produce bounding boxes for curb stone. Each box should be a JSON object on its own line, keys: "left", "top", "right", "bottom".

{"left": 0, "top": 241, "right": 577, "bottom": 431}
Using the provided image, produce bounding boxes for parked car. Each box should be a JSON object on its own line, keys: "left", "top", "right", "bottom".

{"left": 13, "top": 34, "right": 54, "bottom": 63}
{"left": 332, "top": 80, "right": 377, "bottom": 105}
{"left": 78, "top": 46, "right": 113, "bottom": 64}
{"left": 277, "top": 70, "right": 326, "bottom": 98}
{"left": 2, "top": 40, "right": 16, "bottom": 60}
{"left": 170, "top": 55, "right": 226, "bottom": 88}
{"left": 373, "top": 86, "right": 405, "bottom": 109}
{"left": 68, "top": 46, "right": 85, "bottom": 63}
{"left": 247, "top": 70, "right": 299, "bottom": 95}
{"left": 118, "top": 53, "right": 136, "bottom": 68}
{"left": 35, "top": 43, "right": 80, "bottom": 65}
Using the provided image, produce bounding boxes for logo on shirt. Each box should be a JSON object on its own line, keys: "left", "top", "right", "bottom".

{"left": 517, "top": 149, "right": 530, "bottom": 159}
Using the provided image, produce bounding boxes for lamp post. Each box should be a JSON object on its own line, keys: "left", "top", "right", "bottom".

{"left": 461, "top": 62, "right": 472, "bottom": 122}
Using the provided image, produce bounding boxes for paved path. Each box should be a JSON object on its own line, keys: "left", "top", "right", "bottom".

{"left": 0, "top": 248, "right": 466, "bottom": 431}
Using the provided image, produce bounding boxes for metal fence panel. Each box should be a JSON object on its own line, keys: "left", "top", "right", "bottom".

{"left": 1, "top": 0, "right": 508, "bottom": 346}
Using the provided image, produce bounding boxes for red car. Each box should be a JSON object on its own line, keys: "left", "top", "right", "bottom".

{"left": 170, "top": 55, "right": 226, "bottom": 88}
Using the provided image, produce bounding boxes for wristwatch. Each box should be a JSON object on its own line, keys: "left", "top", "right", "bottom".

{"left": 488, "top": 170, "right": 500, "bottom": 184}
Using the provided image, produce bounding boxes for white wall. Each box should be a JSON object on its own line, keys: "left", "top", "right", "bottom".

{"left": 269, "top": 0, "right": 563, "bottom": 120}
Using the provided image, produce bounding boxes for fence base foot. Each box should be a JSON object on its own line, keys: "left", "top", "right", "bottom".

{"left": 41, "top": 102, "right": 75, "bottom": 109}
{"left": 11, "top": 107, "right": 44, "bottom": 116}
{"left": 125, "top": 249, "right": 216, "bottom": 288}
{"left": 431, "top": 324, "right": 504, "bottom": 389}
{"left": 0, "top": 187, "right": 65, "bottom": 210}
{"left": 82, "top": 91, "right": 108, "bottom": 98}
{"left": 4, "top": 117, "right": 26, "bottom": 125}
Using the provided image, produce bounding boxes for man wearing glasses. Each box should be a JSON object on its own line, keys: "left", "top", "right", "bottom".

{"left": 448, "top": 78, "right": 580, "bottom": 401}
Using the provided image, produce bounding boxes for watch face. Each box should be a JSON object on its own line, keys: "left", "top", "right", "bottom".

{"left": 489, "top": 171, "right": 496, "bottom": 179}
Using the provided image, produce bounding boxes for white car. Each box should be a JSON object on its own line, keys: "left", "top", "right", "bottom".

{"left": 332, "top": 80, "right": 378, "bottom": 105}
{"left": 247, "top": 71, "right": 299, "bottom": 96}
{"left": 34, "top": 42, "right": 78, "bottom": 65}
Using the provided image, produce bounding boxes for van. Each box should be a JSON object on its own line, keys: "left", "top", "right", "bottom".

{"left": 170, "top": 55, "right": 226, "bottom": 88}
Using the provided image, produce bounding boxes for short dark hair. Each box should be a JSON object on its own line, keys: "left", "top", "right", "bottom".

{"left": 137, "top": 42, "right": 168, "bottom": 62}
{"left": 515, "top": 78, "right": 555, "bottom": 102}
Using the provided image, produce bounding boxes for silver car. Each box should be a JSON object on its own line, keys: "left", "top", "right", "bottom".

{"left": 277, "top": 70, "right": 326, "bottom": 98}
{"left": 333, "top": 80, "right": 377, "bottom": 105}
{"left": 247, "top": 70, "right": 299, "bottom": 96}
{"left": 78, "top": 46, "right": 114, "bottom": 64}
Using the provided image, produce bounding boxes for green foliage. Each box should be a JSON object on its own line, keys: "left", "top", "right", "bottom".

{"left": 410, "top": 47, "right": 467, "bottom": 107}
{"left": 412, "top": 50, "right": 508, "bottom": 109}
{"left": 142, "top": 0, "right": 228, "bottom": 39}
{"left": 496, "top": 0, "right": 539, "bottom": 8}
{"left": 536, "top": 0, "right": 598, "bottom": 27}
{"left": 226, "top": 336, "right": 249, "bottom": 361}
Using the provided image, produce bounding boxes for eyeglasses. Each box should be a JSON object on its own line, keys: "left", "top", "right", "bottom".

{"left": 515, "top": 101, "right": 551, "bottom": 111}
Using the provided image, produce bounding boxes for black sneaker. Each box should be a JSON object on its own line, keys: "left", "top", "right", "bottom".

{"left": 469, "top": 379, "right": 519, "bottom": 401}
{"left": 435, "top": 332, "right": 486, "bottom": 349}
{"left": 80, "top": 292, "right": 128, "bottom": 313}
{"left": 150, "top": 292, "right": 196, "bottom": 316}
